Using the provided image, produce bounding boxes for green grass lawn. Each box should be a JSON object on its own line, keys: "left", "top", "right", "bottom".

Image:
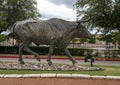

{"left": 0, "top": 65, "right": 120, "bottom": 76}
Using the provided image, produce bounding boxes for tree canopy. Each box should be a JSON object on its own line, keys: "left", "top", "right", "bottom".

{"left": 76, "top": 0, "right": 120, "bottom": 34}
{"left": 0, "top": 0, "right": 41, "bottom": 33}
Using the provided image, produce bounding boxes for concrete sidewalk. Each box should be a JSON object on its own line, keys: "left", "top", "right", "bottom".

{"left": 0, "top": 58, "right": 120, "bottom": 66}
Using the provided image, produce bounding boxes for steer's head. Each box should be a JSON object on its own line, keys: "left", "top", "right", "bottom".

{"left": 75, "top": 21, "right": 92, "bottom": 39}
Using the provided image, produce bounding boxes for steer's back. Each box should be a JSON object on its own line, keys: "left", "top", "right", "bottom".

{"left": 13, "top": 18, "right": 76, "bottom": 45}
{"left": 14, "top": 20, "right": 55, "bottom": 45}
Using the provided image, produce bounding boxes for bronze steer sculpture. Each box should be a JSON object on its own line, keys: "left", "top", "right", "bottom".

{"left": 11, "top": 18, "right": 92, "bottom": 65}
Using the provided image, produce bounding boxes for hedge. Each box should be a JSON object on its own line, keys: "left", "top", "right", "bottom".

{"left": 0, "top": 46, "right": 92, "bottom": 56}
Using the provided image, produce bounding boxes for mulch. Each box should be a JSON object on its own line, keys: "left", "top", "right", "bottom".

{"left": 0, "top": 78, "right": 119, "bottom": 85}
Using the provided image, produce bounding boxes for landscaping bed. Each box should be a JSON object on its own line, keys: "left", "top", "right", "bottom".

{"left": 0, "top": 62, "right": 102, "bottom": 71}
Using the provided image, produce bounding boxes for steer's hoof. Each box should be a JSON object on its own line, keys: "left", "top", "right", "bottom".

{"left": 19, "top": 61, "right": 25, "bottom": 64}
{"left": 18, "top": 59, "right": 25, "bottom": 64}
{"left": 36, "top": 57, "right": 40, "bottom": 62}
{"left": 48, "top": 61, "right": 53, "bottom": 66}
{"left": 72, "top": 61, "right": 77, "bottom": 65}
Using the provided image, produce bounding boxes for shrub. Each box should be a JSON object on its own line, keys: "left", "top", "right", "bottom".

{"left": 0, "top": 46, "right": 93, "bottom": 56}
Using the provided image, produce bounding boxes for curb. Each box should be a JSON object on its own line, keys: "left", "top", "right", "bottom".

{"left": 0, "top": 74, "right": 120, "bottom": 80}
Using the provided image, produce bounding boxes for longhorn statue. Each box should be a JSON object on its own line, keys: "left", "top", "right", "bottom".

{"left": 11, "top": 18, "right": 92, "bottom": 65}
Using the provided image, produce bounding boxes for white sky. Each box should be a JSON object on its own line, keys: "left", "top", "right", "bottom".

{"left": 35, "top": 0, "right": 96, "bottom": 34}
{"left": 36, "top": 0, "right": 77, "bottom": 21}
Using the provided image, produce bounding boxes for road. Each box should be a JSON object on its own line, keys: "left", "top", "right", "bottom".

{"left": 0, "top": 58, "right": 120, "bottom": 66}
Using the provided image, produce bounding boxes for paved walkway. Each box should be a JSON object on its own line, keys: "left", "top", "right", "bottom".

{"left": 0, "top": 54, "right": 120, "bottom": 66}
{"left": 0, "top": 58, "right": 120, "bottom": 66}
{"left": 0, "top": 77, "right": 119, "bottom": 85}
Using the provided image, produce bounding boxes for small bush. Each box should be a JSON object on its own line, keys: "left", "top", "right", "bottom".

{"left": 0, "top": 46, "right": 93, "bottom": 56}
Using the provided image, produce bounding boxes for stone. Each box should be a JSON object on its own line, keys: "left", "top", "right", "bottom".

{"left": 4, "top": 74, "right": 22, "bottom": 78}
{"left": 91, "top": 76, "right": 106, "bottom": 79}
{"left": 41, "top": 74, "right": 56, "bottom": 77}
{"left": 57, "top": 74, "right": 72, "bottom": 78}
{"left": 0, "top": 74, "right": 5, "bottom": 77}
{"left": 71, "top": 74, "right": 90, "bottom": 78}
{"left": 22, "top": 74, "right": 41, "bottom": 78}
{"left": 106, "top": 76, "right": 120, "bottom": 79}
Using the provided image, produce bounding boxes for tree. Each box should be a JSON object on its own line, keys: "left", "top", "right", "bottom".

{"left": 79, "top": 38, "right": 87, "bottom": 47}
{"left": 114, "top": 31, "right": 120, "bottom": 49}
{"left": 0, "top": 0, "right": 41, "bottom": 33}
{"left": 99, "top": 34, "right": 113, "bottom": 48}
{"left": 76, "top": 0, "right": 120, "bottom": 34}
{"left": 0, "top": 35, "right": 8, "bottom": 42}
{"left": 87, "top": 38, "right": 96, "bottom": 44}
{"left": 71, "top": 38, "right": 79, "bottom": 48}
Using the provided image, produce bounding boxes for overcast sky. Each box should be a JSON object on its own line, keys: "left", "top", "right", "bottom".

{"left": 36, "top": 0, "right": 77, "bottom": 21}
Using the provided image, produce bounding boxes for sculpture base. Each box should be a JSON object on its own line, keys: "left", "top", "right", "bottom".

{"left": 0, "top": 62, "right": 103, "bottom": 71}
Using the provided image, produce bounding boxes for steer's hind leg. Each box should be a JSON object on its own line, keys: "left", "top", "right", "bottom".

{"left": 64, "top": 48, "right": 77, "bottom": 65}
{"left": 24, "top": 41, "right": 40, "bottom": 61}
{"left": 18, "top": 43, "right": 25, "bottom": 64}
{"left": 23, "top": 46, "right": 40, "bottom": 62}
{"left": 22, "top": 41, "right": 40, "bottom": 62}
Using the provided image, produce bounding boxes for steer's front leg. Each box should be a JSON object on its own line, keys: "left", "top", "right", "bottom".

{"left": 47, "top": 45, "right": 54, "bottom": 65}
{"left": 18, "top": 43, "right": 25, "bottom": 64}
{"left": 64, "top": 48, "right": 77, "bottom": 65}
